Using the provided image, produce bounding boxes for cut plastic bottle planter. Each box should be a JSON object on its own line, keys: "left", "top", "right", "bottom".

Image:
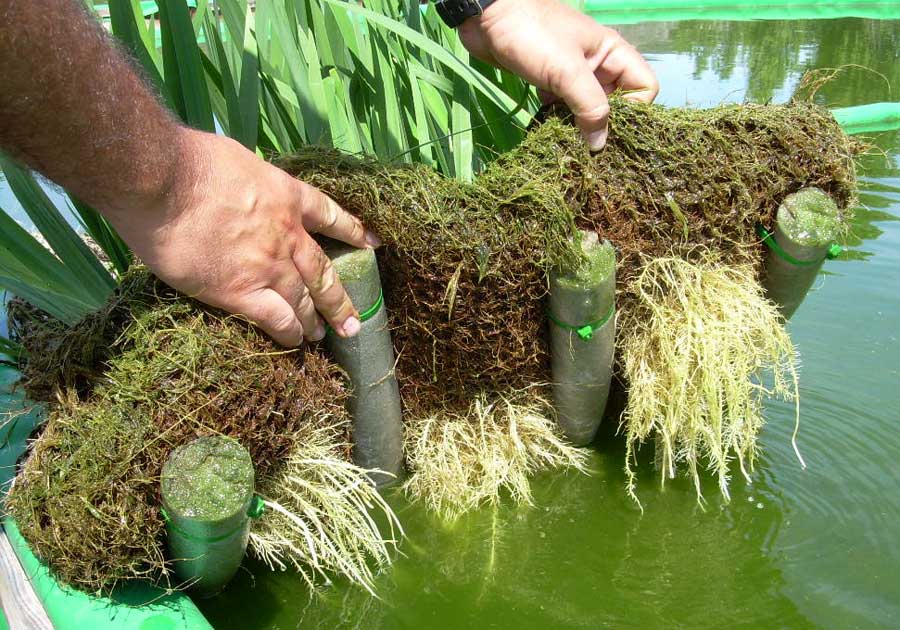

{"left": 161, "top": 435, "right": 257, "bottom": 598}
{"left": 548, "top": 231, "right": 616, "bottom": 446}
{"left": 759, "top": 187, "right": 842, "bottom": 320}
{"left": 325, "top": 243, "right": 404, "bottom": 487}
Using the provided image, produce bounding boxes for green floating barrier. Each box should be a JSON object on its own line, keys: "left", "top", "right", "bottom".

{"left": 832, "top": 102, "right": 900, "bottom": 135}
{"left": 94, "top": 1, "right": 197, "bottom": 18}
{"left": 588, "top": 0, "right": 892, "bottom": 7}
{"left": 548, "top": 232, "right": 616, "bottom": 446}
{"left": 586, "top": 0, "right": 900, "bottom": 24}
{"left": 0, "top": 367, "right": 43, "bottom": 499}
{"left": 4, "top": 518, "right": 212, "bottom": 630}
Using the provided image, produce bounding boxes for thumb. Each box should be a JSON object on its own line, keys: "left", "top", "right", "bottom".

{"left": 554, "top": 63, "right": 611, "bottom": 151}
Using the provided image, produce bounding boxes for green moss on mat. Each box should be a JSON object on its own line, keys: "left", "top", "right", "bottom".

{"left": 7, "top": 269, "right": 349, "bottom": 592}
{"left": 279, "top": 97, "right": 858, "bottom": 418}
{"left": 555, "top": 237, "right": 616, "bottom": 290}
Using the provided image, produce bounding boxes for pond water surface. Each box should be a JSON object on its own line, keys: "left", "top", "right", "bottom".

{"left": 204, "top": 16, "right": 899, "bottom": 630}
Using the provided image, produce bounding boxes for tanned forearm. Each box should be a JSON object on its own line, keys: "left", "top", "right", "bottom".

{"left": 0, "top": 0, "right": 372, "bottom": 347}
{"left": 0, "top": 0, "right": 182, "bottom": 219}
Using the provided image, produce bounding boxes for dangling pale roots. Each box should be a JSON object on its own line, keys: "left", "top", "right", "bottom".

{"left": 402, "top": 392, "right": 589, "bottom": 520}
{"left": 249, "top": 422, "right": 403, "bottom": 596}
{"left": 620, "top": 253, "right": 802, "bottom": 505}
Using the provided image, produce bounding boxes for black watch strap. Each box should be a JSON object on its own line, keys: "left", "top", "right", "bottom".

{"left": 435, "top": 0, "right": 498, "bottom": 28}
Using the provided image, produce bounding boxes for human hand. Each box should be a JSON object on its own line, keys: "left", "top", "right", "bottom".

{"left": 106, "top": 128, "right": 378, "bottom": 347}
{"left": 458, "top": 0, "right": 658, "bottom": 149}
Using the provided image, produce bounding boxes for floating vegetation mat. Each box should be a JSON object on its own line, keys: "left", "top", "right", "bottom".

{"left": 280, "top": 97, "right": 857, "bottom": 417}
{"left": 6, "top": 97, "right": 858, "bottom": 591}
{"left": 280, "top": 96, "right": 856, "bottom": 510}
{"left": 6, "top": 271, "right": 398, "bottom": 593}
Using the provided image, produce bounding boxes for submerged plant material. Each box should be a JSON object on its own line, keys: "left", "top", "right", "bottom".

{"left": 250, "top": 421, "right": 403, "bottom": 595}
{"left": 620, "top": 255, "right": 800, "bottom": 504}
{"left": 402, "top": 393, "right": 589, "bottom": 519}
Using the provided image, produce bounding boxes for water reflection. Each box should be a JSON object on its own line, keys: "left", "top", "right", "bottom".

{"left": 843, "top": 129, "right": 900, "bottom": 259}
{"left": 617, "top": 19, "right": 899, "bottom": 107}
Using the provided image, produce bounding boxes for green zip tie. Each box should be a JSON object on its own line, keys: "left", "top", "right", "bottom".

{"left": 326, "top": 289, "right": 384, "bottom": 336}
{"left": 547, "top": 303, "right": 615, "bottom": 341}
{"left": 246, "top": 495, "right": 266, "bottom": 519}
{"left": 757, "top": 224, "right": 842, "bottom": 266}
{"left": 161, "top": 494, "right": 264, "bottom": 544}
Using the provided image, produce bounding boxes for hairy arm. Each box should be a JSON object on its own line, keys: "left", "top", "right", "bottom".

{"left": 0, "top": 0, "right": 372, "bottom": 346}
{"left": 0, "top": 0, "right": 179, "bottom": 217}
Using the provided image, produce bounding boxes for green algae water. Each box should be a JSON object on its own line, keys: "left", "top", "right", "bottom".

{"left": 193, "top": 16, "right": 900, "bottom": 629}
{"left": 195, "top": 16, "right": 900, "bottom": 629}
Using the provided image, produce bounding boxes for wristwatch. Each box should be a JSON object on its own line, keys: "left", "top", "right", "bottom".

{"left": 434, "top": 0, "right": 498, "bottom": 28}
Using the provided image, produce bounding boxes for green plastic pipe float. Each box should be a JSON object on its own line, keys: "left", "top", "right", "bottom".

{"left": 758, "top": 187, "right": 842, "bottom": 320}
{"left": 585, "top": 0, "right": 900, "bottom": 24}
{"left": 325, "top": 243, "right": 404, "bottom": 487}
{"left": 548, "top": 232, "right": 616, "bottom": 445}
{"left": 832, "top": 102, "right": 900, "bottom": 135}
{"left": 161, "top": 435, "right": 261, "bottom": 598}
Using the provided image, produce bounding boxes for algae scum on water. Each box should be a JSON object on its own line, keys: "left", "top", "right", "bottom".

{"left": 5, "top": 98, "right": 858, "bottom": 592}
